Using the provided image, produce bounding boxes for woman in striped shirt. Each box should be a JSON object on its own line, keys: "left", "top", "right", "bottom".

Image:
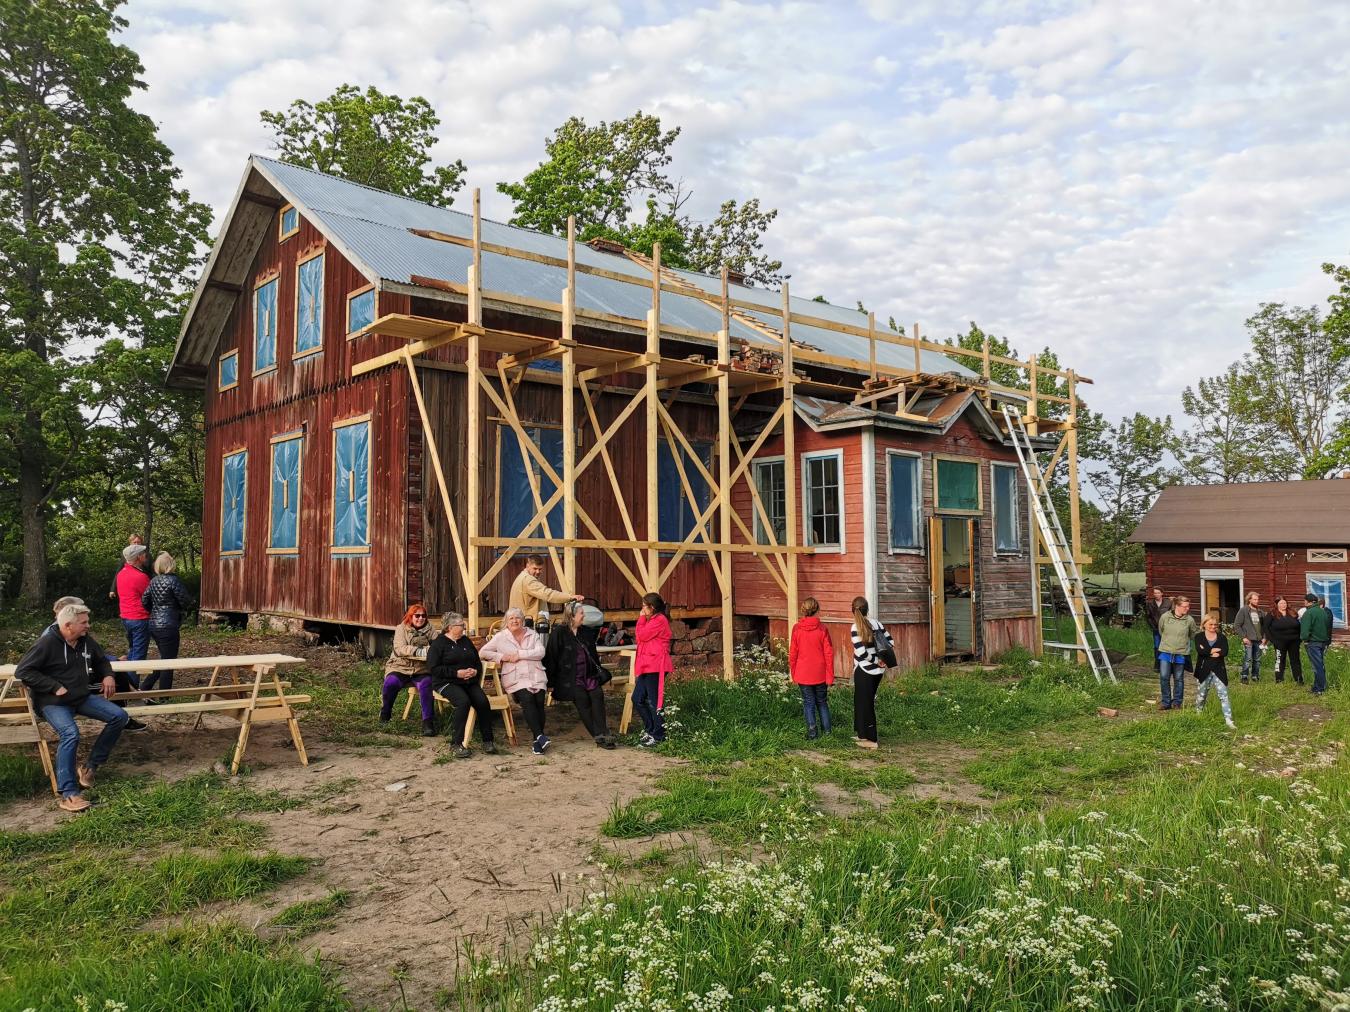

{"left": 850, "top": 596, "right": 884, "bottom": 749}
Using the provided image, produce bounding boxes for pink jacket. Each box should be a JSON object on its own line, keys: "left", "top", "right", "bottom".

{"left": 115, "top": 564, "right": 151, "bottom": 620}
{"left": 635, "top": 613, "right": 673, "bottom": 677}
{"left": 479, "top": 627, "right": 547, "bottom": 694}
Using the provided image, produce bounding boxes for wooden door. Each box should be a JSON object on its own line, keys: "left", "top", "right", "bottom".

{"left": 929, "top": 516, "right": 945, "bottom": 658}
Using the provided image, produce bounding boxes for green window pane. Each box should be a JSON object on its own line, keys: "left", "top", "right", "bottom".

{"left": 936, "top": 459, "right": 978, "bottom": 512}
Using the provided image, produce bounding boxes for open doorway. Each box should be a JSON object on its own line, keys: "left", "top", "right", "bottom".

{"left": 1200, "top": 570, "right": 1243, "bottom": 624}
{"left": 929, "top": 517, "right": 976, "bottom": 657}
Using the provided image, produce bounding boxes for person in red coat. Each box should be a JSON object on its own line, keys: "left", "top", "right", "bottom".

{"left": 789, "top": 597, "right": 835, "bottom": 739}
{"left": 633, "top": 593, "right": 673, "bottom": 747}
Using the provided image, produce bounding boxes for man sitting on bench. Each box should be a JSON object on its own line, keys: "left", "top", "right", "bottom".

{"left": 15, "top": 603, "right": 130, "bottom": 813}
{"left": 44, "top": 596, "right": 146, "bottom": 732}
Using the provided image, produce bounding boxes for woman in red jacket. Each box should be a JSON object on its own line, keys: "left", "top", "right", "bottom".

{"left": 633, "top": 592, "right": 672, "bottom": 747}
{"left": 789, "top": 597, "right": 835, "bottom": 739}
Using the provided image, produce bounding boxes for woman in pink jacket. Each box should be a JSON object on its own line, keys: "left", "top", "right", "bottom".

{"left": 633, "top": 592, "right": 673, "bottom": 747}
{"left": 788, "top": 597, "right": 834, "bottom": 739}
{"left": 480, "top": 608, "right": 550, "bottom": 754}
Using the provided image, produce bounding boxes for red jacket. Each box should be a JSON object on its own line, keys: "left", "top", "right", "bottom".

{"left": 115, "top": 563, "right": 151, "bottom": 620}
{"left": 789, "top": 616, "right": 834, "bottom": 686}
{"left": 635, "top": 612, "right": 673, "bottom": 677}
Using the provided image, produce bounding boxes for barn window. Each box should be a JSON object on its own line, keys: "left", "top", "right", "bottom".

{"left": 1308, "top": 548, "right": 1348, "bottom": 563}
{"left": 934, "top": 456, "right": 980, "bottom": 514}
{"left": 279, "top": 204, "right": 299, "bottom": 241}
{"left": 268, "top": 433, "right": 303, "bottom": 554}
{"left": 498, "top": 425, "right": 564, "bottom": 539}
{"left": 887, "top": 451, "right": 921, "bottom": 551}
{"left": 658, "top": 438, "right": 712, "bottom": 544}
{"left": 294, "top": 251, "right": 324, "bottom": 357}
{"left": 218, "top": 350, "right": 238, "bottom": 391}
{"left": 253, "top": 277, "right": 278, "bottom": 374}
{"left": 992, "top": 463, "right": 1021, "bottom": 553}
{"left": 802, "top": 449, "right": 844, "bottom": 551}
{"left": 346, "top": 285, "right": 376, "bottom": 337}
{"left": 332, "top": 417, "right": 371, "bottom": 553}
{"left": 1307, "top": 574, "right": 1347, "bottom": 627}
{"left": 220, "top": 449, "right": 247, "bottom": 556}
{"left": 752, "top": 457, "right": 786, "bottom": 544}
{"left": 1203, "top": 547, "right": 1239, "bottom": 562}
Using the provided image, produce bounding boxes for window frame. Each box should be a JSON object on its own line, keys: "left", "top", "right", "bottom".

{"left": 1308, "top": 548, "right": 1348, "bottom": 563}
{"left": 1306, "top": 572, "right": 1347, "bottom": 628}
{"left": 219, "top": 447, "right": 248, "bottom": 558}
{"left": 751, "top": 455, "right": 787, "bottom": 546}
{"left": 991, "top": 461, "right": 1023, "bottom": 555}
{"left": 330, "top": 414, "right": 373, "bottom": 556}
{"left": 293, "top": 248, "right": 325, "bottom": 360}
{"left": 252, "top": 274, "right": 279, "bottom": 377}
{"left": 885, "top": 449, "right": 923, "bottom": 554}
{"left": 267, "top": 431, "right": 304, "bottom": 556}
{"left": 346, "top": 283, "right": 377, "bottom": 339}
{"left": 1203, "top": 547, "right": 1240, "bottom": 562}
{"left": 657, "top": 436, "right": 714, "bottom": 548}
{"left": 218, "top": 350, "right": 239, "bottom": 392}
{"left": 278, "top": 204, "right": 300, "bottom": 242}
{"left": 932, "top": 453, "right": 982, "bottom": 516}
{"left": 494, "top": 421, "right": 567, "bottom": 543}
{"left": 800, "top": 448, "right": 845, "bottom": 553}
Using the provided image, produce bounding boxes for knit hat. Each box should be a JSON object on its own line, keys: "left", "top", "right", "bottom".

{"left": 123, "top": 544, "right": 147, "bottom": 563}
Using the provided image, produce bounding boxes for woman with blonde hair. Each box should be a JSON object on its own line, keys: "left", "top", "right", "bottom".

{"left": 481, "top": 607, "right": 550, "bottom": 754}
{"left": 849, "top": 596, "right": 885, "bottom": 749}
{"left": 140, "top": 552, "right": 195, "bottom": 691}
{"left": 1193, "top": 613, "right": 1235, "bottom": 729}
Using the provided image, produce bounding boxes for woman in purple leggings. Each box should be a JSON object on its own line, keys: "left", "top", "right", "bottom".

{"left": 380, "top": 603, "right": 439, "bottom": 735}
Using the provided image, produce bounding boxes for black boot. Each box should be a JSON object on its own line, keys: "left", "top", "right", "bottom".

{"left": 421, "top": 718, "right": 437, "bottom": 737}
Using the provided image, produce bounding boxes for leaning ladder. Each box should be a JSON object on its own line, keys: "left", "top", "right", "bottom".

{"left": 999, "top": 403, "right": 1116, "bottom": 683}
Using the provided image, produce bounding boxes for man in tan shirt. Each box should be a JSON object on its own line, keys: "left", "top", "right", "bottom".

{"left": 509, "top": 555, "right": 584, "bottom": 627}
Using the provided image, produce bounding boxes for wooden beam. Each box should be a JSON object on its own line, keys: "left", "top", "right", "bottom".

{"left": 783, "top": 283, "right": 798, "bottom": 631}
{"left": 579, "top": 379, "right": 651, "bottom": 587}
{"left": 562, "top": 216, "right": 578, "bottom": 595}
{"left": 404, "top": 353, "right": 470, "bottom": 591}
{"left": 578, "top": 352, "right": 655, "bottom": 384}
{"left": 718, "top": 268, "right": 735, "bottom": 681}
{"left": 655, "top": 364, "right": 726, "bottom": 391}
{"left": 498, "top": 339, "right": 573, "bottom": 371}
{"left": 466, "top": 188, "right": 482, "bottom": 632}
{"left": 471, "top": 536, "right": 811, "bottom": 553}
{"left": 646, "top": 243, "right": 661, "bottom": 591}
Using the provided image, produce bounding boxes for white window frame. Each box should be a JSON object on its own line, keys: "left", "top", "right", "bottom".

{"left": 801, "top": 448, "right": 845, "bottom": 553}
{"left": 1306, "top": 572, "right": 1347, "bottom": 628}
{"left": 991, "top": 461, "right": 1022, "bottom": 555}
{"left": 751, "top": 455, "right": 786, "bottom": 546}
{"left": 1203, "top": 547, "right": 1239, "bottom": 562}
{"left": 1308, "top": 548, "right": 1348, "bottom": 563}
{"left": 885, "top": 449, "right": 922, "bottom": 554}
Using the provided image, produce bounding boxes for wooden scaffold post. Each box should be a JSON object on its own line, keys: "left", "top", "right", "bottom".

{"left": 467, "top": 188, "right": 483, "bottom": 633}
{"left": 718, "top": 267, "right": 734, "bottom": 680}
{"left": 782, "top": 282, "right": 799, "bottom": 632}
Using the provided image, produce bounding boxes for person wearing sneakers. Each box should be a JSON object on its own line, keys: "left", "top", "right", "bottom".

{"left": 849, "top": 596, "right": 885, "bottom": 749}
{"left": 481, "top": 608, "right": 551, "bottom": 754}
{"left": 1156, "top": 596, "right": 1197, "bottom": 711}
{"left": 789, "top": 597, "right": 834, "bottom": 740}
{"left": 42, "top": 597, "right": 147, "bottom": 731}
{"left": 632, "top": 593, "right": 673, "bottom": 748}
{"left": 1193, "top": 614, "right": 1236, "bottom": 729}
{"left": 15, "top": 603, "right": 130, "bottom": 812}
{"left": 427, "top": 612, "right": 496, "bottom": 759}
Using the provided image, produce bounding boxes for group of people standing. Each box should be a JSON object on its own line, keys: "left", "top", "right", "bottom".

{"left": 378, "top": 557, "right": 672, "bottom": 756}
{"left": 787, "top": 595, "right": 892, "bottom": 749}
{"left": 1145, "top": 587, "right": 1337, "bottom": 728}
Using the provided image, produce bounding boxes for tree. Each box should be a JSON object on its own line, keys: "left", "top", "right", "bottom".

{"left": 499, "top": 111, "right": 784, "bottom": 285}
{"left": 261, "top": 84, "right": 466, "bottom": 207}
{"left": 1085, "top": 414, "right": 1175, "bottom": 589}
{"left": 1174, "top": 363, "right": 1294, "bottom": 483}
{"left": 1304, "top": 263, "right": 1350, "bottom": 477}
{"left": 0, "top": 0, "right": 211, "bottom": 606}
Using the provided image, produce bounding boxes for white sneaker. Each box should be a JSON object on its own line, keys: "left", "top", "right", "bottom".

{"left": 1225, "top": 718, "right": 1236, "bottom": 729}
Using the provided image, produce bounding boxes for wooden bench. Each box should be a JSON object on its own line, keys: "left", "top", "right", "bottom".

{"left": 1, "top": 654, "right": 309, "bottom": 794}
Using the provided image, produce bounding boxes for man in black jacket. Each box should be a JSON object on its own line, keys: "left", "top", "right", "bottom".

{"left": 1143, "top": 587, "right": 1171, "bottom": 673}
{"left": 15, "top": 603, "right": 130, "bottom": 812}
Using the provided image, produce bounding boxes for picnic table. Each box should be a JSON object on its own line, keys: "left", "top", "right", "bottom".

{"left": 0, "top": 653, "right": 310, "bottom": 796}
{"left": 598, "top": 645, "right": 639, "bottom": 735}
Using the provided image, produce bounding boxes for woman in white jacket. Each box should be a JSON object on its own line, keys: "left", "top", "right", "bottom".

{"left": 480, "top": 607, "right": 550, "bottom": 754}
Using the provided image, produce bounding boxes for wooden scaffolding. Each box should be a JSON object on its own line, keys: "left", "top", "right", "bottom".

{"left": 351, "top": 189, "right": 1094, "bottom": 679}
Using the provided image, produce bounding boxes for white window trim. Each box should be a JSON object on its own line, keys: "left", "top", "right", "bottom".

{"left": 751, "top": 455, "right": 786, "bottom": 546}
{"left": 991, "top": 461, "right": 1023, "bottom": 556}
{"left": 885, "top": 448, "right": 923, "bottom": 555}
{"left": 1198, "top": 569, "right": 1243, "bottom": 619}
{"left": 1308, "top": 548, "right": 1348, "bottom": 563}
{"left": 801, "top": 448, "right": 845, "bottom": 554}
{"left": 1203, "top": 547, "right": 1240, "bottom": 562}
{"left": 1306, "top": 572, "right": 1347, "bottom": 627}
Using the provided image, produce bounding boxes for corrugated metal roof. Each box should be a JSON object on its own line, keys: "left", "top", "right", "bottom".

{"left": 1129, "top": 481, "right": 1350, "bottom": 544}
{"left": 251, "top": 156, "right": 974, "bottom": 376}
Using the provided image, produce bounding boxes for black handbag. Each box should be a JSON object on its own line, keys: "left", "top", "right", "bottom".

{"left": 873, "top": 624, "right": 898, "bottom": 669}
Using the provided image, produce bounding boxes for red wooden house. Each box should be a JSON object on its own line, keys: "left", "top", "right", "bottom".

{"left": 1129, "top": 481, "right": 1350, "bottom": 641}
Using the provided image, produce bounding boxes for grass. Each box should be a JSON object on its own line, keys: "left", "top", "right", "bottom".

{"left": 271, "top": 890, "right": 353, "bottom": 938}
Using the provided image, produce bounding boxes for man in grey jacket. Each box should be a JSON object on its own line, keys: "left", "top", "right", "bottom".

{"left": 1233, "top": 591, "right": 1265, "bottom": 684}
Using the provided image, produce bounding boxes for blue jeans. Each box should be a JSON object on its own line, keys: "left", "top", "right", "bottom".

{"left": 1305, "top": 642, "right": 1328, "bottom": 693}
{"left": 799, "top": 683, "right": 830, "bottom": 734}
{"left": 1159, "top": 653, "right": 1187, "bottom": 708}
{"left": 40, "top": 695, "right": 129, "bottom": 797}
{"left": 1240, "top": 642, "right": 1262, "bottom": 682}
{"left": 122, "top": 618, "right": 150, "bottom": 661}
{"left": 632, "top": 673, "right": 665, "bottom": 741}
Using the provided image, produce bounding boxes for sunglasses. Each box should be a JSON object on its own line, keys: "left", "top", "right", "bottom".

{"left": 412, "top": 613, "right": 427, "bottom": 619}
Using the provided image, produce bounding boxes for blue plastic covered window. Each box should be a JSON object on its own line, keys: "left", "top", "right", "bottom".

{"left": 347, "top": 288, "right": 375, "bottom": 336}
{"left": 1309, "top": 576, "right": 1347, "bottom": 627}
{"left": 254, "top": 279, "right": 277, "bottom": 372}
{"left": 221, "top": 450, "right": 247, "bottom": 555}
{"left": 499, "top": 426, "right": 564, "bottom": 539}
{"left": 295, "top": 253, "right": 324, "bottom": 355}
{"left": 270, "top": 435, "right": 302, "bottom": 552}
{"left": 219, "top": 351, "right": 238, "bottom": 390}
{"left": 658, "top": 440, "right": 712, "bottom": 544}
{"left": 332, "top": 420, "right": 370, "bottom": 551}
{"left": 888, "top": 453, "right": 920, "bottom": 550}
{"left": 279, "top": 206, "right": 299, "bottom": 239}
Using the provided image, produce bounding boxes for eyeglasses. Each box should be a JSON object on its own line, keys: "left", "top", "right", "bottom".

{"left": 412, "top": 613, "right": 427, "bottom": 619}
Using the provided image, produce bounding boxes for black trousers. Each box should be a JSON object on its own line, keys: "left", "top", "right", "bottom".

{"left": 513, "top": 688, "right": 547, "bottom": 739}
{"left": 439, "top": 680, "right": 493, "bottom": 745}
{"left": 573, "top": 686, "right": 609, "bottom": 738}
{"left": 1273, "top": 644, "right": 1303, "bottom": 683}
{"left": 852, "top": 667, "right": 882, "bottom": 743}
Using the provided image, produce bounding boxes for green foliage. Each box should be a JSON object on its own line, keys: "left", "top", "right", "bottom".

{"left": 1175, "top": 361, "right": 1291, "bottom": 483}
{"left": 1085, "top": 413, "right": 1175, "bottom": 584}
{"left": 261, "top": 83, "right": 466, "bottom": 207}
{"left": 1306, "top": 262, "right": 1350, "bottom": 477}
{"left": 270, "top": 890, "right": 352, "bottom": 938}
{"left": 0, "top": 753, "right": 46, "bottom": 805}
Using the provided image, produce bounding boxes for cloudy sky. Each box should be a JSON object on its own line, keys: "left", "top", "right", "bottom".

{"left": 122, "top": 0, "right": 1350, "bottom": 426}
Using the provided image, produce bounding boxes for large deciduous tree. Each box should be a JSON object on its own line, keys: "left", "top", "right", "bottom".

{"left": 0, "top": 0, "right": 210, "bottom": 606}
{"left": 1304, "top": 264, "right": 1350, "bottom": 478}
{"left": 1086, "top": 414, "right": 1175, "bottom": 589}
{"left": 1174, "top": 363, "right": 1294, "bottom": 483}
{"left": 262, "top": 84, "right": 467, "bottom": 207}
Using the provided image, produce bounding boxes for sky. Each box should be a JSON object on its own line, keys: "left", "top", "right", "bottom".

{"left": 121, "top": 0, "right": 1350, "bottom": 428}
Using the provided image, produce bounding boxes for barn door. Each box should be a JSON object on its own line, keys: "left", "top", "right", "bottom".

{"left": 929, "top": 516, "right": 945, "bottom": 658}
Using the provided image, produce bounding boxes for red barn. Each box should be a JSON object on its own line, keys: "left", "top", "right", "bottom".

{"left": 1130, "top": 481, "right": 1350, "bottom": 641}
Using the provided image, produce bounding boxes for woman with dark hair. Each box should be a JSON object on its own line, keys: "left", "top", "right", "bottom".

{"left": 427, "top": 612, "right": 496, "bottom": 758}
{"left": 1265, "top": 596, "right": 1303, "bottom": 684}
{"left": 381, "top": 603, "right": 439, "bottom": 735}
{"left": 546, "top": 600, "right": 616, "bottom": 749}
{"left": 849, "top": 596, "right": 884, "bottom": 749}
{"left": 632, "top": 592, "right": 672, "bottom": 747}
